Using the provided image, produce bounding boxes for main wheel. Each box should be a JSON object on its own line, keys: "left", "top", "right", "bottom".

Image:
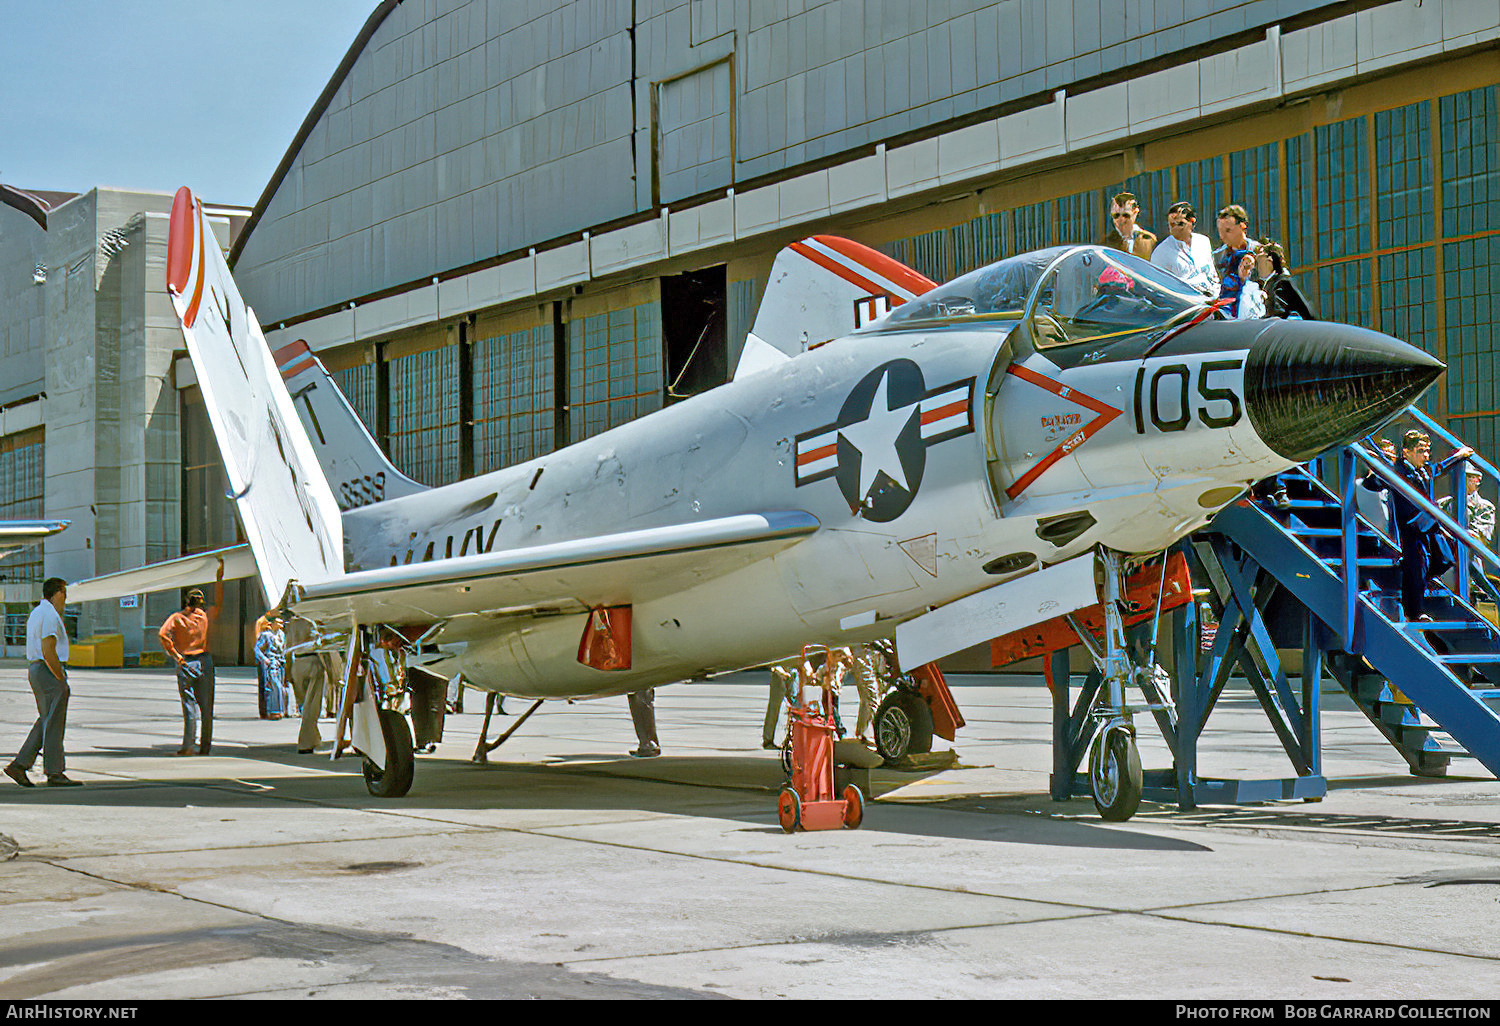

{"left": 1090, "top": 729, "right": 1142, "bottom": 822}
{"left": 777, "top": 787, "right": 802, "bottom": 833}
{"left": 842, "top": 784, "right": 864, "bottom": 829}
{"left": 362, "top": 706, "right": 415, "bottom": 798}
{"left": 874, "top": 691, "right": 934, "bottom": 765}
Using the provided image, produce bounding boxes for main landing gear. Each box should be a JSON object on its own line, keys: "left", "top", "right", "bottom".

{"left": 333, "top": 625, "right": 447, "bottom": 798}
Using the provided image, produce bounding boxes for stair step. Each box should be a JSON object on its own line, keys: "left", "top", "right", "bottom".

{"left": 1324, "top": 558, "right": 1399, "bottom": 569}
{"left": 1434, "top": 654, "right": 1500, "bottom": 664}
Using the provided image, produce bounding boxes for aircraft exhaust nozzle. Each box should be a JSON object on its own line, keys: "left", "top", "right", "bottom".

{"left": 1243, "top": 321, "right": 1445, "bottom": 462}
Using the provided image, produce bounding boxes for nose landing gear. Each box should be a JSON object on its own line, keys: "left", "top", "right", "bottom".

{"left": 1067, "top": 547, "right": 1172, "bottom": 822}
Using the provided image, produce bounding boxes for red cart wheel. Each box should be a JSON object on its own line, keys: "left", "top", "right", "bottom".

{"left": 777, "top": 787, "right": 802, "bottom": 833}
{"left": 842, "top": 784, "right": 864, "bottom": 829}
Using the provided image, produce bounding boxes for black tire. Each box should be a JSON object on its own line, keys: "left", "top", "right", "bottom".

{"left": 1090, "top": 729, "right": 1142, "bottom": 822}
{"left": 362, "top": 706, "right": 415, "bottom": 798}
{"left": 874, "top": 690, "right": 934, "bottom": 765}
{"left": 777, "top": 787, "right": 802, "bottom": 833}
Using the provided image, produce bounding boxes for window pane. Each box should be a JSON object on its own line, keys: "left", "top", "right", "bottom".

{"left": 1286, "top": 133, "right": 1318, "bottom": 270}
{"left": 1316, "top": 259, "right": 1372, "bottom": 329}
{"left": 1228, "top": 143, "right": 1281, "bottom": 246}
{"left": 473, "top": 325, "right": 555, "bottom": 473}
{"left": 1378, "top": 246, "right": 1439, "bottom": 416}
{"left": 1444, "top": 237, "right": 1499, "bottom": 425}
{"left": 1375, "top": 101, "right": 1432, "bottom": 249}
{"left": 0, "top": 429, "right": 45, "bottom": 586}
{"left": 567, "top": 303, "right": 663, "bottom": 441}
{"left": 1174, "top": 157, "right": 1224, "bottom": 234}
{"left": 385, "top": 345, "right": 460, "bottom": 486}
{"left": 1316, "top": 117, "right": 1370, "bottom": 261}
{"left": 1441, "top": 85, "right": 1499, "bottom": 237}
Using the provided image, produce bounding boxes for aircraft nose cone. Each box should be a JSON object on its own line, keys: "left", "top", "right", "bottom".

{"left": 1244, "top": 321, "right": 1444, "bottom": 462}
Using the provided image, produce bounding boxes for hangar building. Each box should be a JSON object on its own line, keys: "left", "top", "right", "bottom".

{"left": 1, "top": 0, "right": 1496, "bottom": 661}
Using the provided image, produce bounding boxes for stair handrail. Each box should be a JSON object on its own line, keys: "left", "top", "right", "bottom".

{"left": 1407, "top": 407, "right": 1500, "bottom": 481}
{"left": 1345, "top": 445, "right": 1500, "bottom": 578}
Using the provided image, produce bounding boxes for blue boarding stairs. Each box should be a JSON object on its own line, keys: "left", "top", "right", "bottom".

{"left": 1049, "top": 408, "right": 1500, "bottom": 810}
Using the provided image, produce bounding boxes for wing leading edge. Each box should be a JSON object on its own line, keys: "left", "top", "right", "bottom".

{"left": 288, "top": 511, "right": 820, "bottom": 630}
{"left": 68, "top": 543, "right": 258, "bottom": 603}
{"left": 0, "top": 520, "right": 69, "bottom": 560}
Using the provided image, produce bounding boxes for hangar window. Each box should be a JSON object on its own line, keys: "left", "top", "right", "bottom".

{"left": 387, "top": 345, "right": 461, "bottom": 486}
{"left": 568, "top": 303, "right": 663, "bottom": 440}
{"left": 473, "top": 326, "right": 554, "bottom": 472}
{"left": 0, "top": 428, "right": 44, "bottom": 588}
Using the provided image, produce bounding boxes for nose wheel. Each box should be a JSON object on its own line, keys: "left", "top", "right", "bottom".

{"left": 1089, "top": 727, "right": 1142, "bottom": 821}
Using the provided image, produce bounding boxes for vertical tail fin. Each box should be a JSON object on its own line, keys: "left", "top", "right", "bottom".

{"left": 166, "top": 187, "right": 343, "bottom": 604}
{"left": 272, "top": 340, "right": 426, "bottom": 510}
{"left": 735, "top": 236, "right": 936, "bottom": 379}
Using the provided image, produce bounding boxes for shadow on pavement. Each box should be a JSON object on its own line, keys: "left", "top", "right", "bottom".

{"left": 0, "top": 742, "right": 1209, "bottom": 853}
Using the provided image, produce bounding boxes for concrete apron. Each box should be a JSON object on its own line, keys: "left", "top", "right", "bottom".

{"left": 1, "top": 663, "right": 1498, "bottom": 999}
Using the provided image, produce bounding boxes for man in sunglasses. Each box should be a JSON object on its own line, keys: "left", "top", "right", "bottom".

{"left": 1100, "top": 192, "right": 1157, "bottom": 261}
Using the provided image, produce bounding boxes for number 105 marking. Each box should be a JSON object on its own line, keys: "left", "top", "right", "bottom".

{"left": 1133, "top": 359, "right": 1244, "bottom": 433}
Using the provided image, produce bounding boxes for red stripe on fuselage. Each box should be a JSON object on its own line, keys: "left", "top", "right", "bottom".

{"left": 1002, "top": 365, "right": 1122, "bottom": 501}
{"left": 797, "top": 443, "right": 838, "bottom": 465}
{"left": 920, "top": 400, "right": 968, "bottom": 425}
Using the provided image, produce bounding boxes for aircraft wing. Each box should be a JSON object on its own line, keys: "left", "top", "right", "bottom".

{"left": 288, "top": 511, "right": 819, "bottom": 633}
{"left": 0, "top": 519, "right": 69, "bottom": 559}
{"left": 67, "top": 543, "right": 259, "bottom": 602}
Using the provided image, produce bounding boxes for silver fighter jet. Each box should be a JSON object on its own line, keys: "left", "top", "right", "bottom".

{"left": 71, "top": 188, "right": 1441, "bottom": 817}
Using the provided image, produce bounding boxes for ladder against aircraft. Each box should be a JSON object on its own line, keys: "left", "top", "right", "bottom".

{"left": 992, "top": 407, "right": 1500, "bottom": 814}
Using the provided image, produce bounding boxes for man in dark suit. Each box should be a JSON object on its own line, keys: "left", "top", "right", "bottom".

{"left": 1100, "top": 192, "right": 1157, "bottom": 260}
{"left": 1392, "top": 429, "right": 1474, "bottom": 620}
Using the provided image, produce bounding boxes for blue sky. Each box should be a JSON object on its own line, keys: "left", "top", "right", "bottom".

{"left": 0, "top": 0, "right": 375, "bottom": 206}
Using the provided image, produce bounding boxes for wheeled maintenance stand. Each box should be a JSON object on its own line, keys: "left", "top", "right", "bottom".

{"left": 777, "top": 645, "right": 865, "bottom": 832}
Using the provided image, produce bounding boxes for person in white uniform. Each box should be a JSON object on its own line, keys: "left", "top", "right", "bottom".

{"left": 1151, "top": 201, "right": 1219, "bottom": 297}
{"left": 5, "top": 578, "right": 82, "bottom": 787}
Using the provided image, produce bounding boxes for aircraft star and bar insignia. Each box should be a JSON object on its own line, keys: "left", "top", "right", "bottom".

{"left": 794, "top": 359, "right": 975, "bottom": 523}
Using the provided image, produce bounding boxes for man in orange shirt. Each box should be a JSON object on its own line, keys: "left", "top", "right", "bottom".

{"left": 158, "top": 562, "right": 224, "bottom": 756}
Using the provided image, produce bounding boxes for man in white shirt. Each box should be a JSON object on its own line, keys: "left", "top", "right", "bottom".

{"left": 1151, "top": 201, "right": 1219, "bottom": 297}
{"left": 6, "top": 577, "right": 81, "bottom": 787}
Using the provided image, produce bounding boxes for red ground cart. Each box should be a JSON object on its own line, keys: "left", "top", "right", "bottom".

{"left": 776, "top": 645, "right": 865, "bottom": 832}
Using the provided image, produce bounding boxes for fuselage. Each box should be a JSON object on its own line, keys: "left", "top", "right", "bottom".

{"left": 336, "top": 323, "right": 1271, "bottom": 697}
{"left": 322, "top": 245, "right": 1440, "bottom": 699}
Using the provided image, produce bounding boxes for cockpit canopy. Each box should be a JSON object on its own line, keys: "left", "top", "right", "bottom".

{"left": 871, "top": 245, "right": 1210, "bottom": 349}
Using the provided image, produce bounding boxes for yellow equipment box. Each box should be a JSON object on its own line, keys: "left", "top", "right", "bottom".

{"left": 71, "top": 634, "right": 124, "bottom": 668}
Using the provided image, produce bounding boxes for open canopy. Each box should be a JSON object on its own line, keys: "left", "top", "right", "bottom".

{"left": 869, "top": 245, "right": 1210, "bottom": 350}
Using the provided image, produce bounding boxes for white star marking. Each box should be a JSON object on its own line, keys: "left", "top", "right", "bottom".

{"left": 837, "top": 370, "right": 920, "bottom": 505}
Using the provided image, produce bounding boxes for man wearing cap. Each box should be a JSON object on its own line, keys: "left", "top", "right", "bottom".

{"left": 1440, "top": 465, "right": 1495, "bottom": 599}
{"left": 158, "top": 562, "right": 225, "bottom": 755}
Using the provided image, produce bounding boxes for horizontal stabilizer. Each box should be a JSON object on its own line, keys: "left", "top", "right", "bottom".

{"left": 0, "top": 519, "right": 68, "bottom": 560}
{"left": 288, "top": 511, "right": 820, "bottom": 631}
{"left": 68, "top": 544, "right": 258, "bottom": 603}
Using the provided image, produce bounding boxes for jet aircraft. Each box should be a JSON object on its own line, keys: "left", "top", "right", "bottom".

{"left": 70, "top": 186, "right": 1442, "bottom": 819}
